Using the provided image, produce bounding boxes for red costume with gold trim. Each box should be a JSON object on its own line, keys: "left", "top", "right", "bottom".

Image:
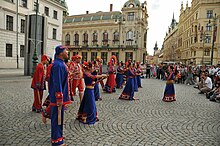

{"left": 31, "top": 55, "right": 49, "bottom": 112}
{"left": 68, "top": 55, "right": 84, "bottom": 98}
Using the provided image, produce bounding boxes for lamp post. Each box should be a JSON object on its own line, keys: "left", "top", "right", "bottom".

{"left": 32, "top": 0, "right": 39, "bottom": 76}
{"left": 115, "top": 15, "right": 125, "bottom": 56}
{"left": 210, "top": 13, "right": 217, "bottom": 65}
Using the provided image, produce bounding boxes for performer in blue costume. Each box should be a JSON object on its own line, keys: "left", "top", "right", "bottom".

{"left": 116, "top": 62, "right": 124, "bottom": 89}
{"left": 49, "top": 45, "right": 71, "bottom": 146}
{"left": 133, "top": 63, "right": 138, "bottom": 92}
{"left": 77, "top": 62, "right": 106, "bottom": 124}
{"left": 92, "top": 61, "right": 102, "bottom": 101}
{"left": 162, "top": 65, "right": 176, "bottom": 102}
{"left": 119, "top": 62, "right": 138, "bottom": 100}
{"left": 136, "top": 63, "right": 143, "bottom": 88}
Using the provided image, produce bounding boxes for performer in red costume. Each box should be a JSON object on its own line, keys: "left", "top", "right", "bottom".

{"left": 69, "top": 55, "right": 84, "bottom": 103}
{"left": 31, "top": 55, "right": 49, "bottom": 113}
{"left": 103, "top": 55, "right": 117, "bottom": 93}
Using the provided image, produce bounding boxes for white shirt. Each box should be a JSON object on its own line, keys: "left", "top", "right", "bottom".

{"left": 205, "top": 77, "right": 212, "bottom": 89}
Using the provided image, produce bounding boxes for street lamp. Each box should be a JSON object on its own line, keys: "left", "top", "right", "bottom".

{"left": 115, "top": 15, "right": 125, "bottom": 53}
{"left": 210, "top": 13, "right": 217, "bottom": 65}
{"left": 32, "top": 0, "right": 39, "bottom": 76}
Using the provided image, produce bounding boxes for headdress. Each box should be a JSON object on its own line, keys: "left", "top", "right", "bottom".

{"left": 109, "top": 55, "right": 117, "bottom": 66}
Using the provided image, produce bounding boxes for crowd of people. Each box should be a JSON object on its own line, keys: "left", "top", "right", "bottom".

{"left": 30, "top": 45, "right": 220, "bottom": 145}
{"left": 31, "top": 45, "right": 146, "bottom": 146}
{"left": 143, "top": 62, "right": 220, "bottom": 103}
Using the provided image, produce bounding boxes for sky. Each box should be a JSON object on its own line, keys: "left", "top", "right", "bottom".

{"left": 65, "top": 0, "right": 192, "bottom": 55}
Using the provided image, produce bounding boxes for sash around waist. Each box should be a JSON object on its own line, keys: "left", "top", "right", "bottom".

{"left": 166, "top": 80, "right": 174, "bottom": 84}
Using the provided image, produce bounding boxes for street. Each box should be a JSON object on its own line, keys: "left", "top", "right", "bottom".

{"left": 0, "top": 75, "right": 220, "bottom": 146}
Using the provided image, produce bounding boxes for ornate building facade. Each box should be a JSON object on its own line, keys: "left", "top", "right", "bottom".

{"left": 62, "top": 0, "right": 148, "bottom": 65}
{"left": 162, "top": 0, "right": 220, "bottom": 65}
{"left": 0, "top": 0, "right": 67, "bottom": 68}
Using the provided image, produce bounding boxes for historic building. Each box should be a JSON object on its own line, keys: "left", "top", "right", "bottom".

{"left": 162, "top": 0, "right": 220, "bottom": 65}
{"left": 0, "top": 0, "right": 67, "bottom": 69}
{"left": 162, "top": 14, "right": 178, "bottom": 62}
{"left": 62, "top": 0, "right": 148, "bottom": 65}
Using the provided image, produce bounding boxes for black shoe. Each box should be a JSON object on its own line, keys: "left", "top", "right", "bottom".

{"left": 194, "top": 86, "right": 199, "bottom": 89}
{"left": 198, "top": 91, "right": 204, "bottom": 94}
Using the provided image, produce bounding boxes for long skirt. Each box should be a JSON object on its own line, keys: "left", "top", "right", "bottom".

{"left": 94, "top": 83, "right": 101, "bottom": 101}
{"left": 51, "top": 106, "right": 64, "bottom": 146}
{"left": 134, "top": 77, "right": 138, "bottom": 92}
{"left": 104, "top": 74, "right": 116, "bottom": 93}
{"left": 163, "top": 82, "right": 176, "bottom": 102}
{"left": 116, "top": 73, "right": 124, "bottom": 88}
{"left": 119, "top": 78, "right": 135, "bottom": 100}
{"left": 136, "top": 75, "right": 142, "bottom": 88}
{"left": 77, "top": 88, "right": 98, "bottom": 124}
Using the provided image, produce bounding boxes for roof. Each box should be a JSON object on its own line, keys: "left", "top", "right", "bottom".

{"left": 64, "top": 11, "right": 121, "bottom": 23}
{"left": 124, "top": 0, "right": 141, "bottom": 7}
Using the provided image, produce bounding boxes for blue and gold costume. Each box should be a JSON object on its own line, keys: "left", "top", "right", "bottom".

{"left": 163, "top": 72, "right": 176, "bottom": 102}
{"left": 77, "top": 71, "right": 99, "bottom": 124}
{"left": 119, "top": 68, "right": 136, "bottom": 100}
{"left": 49, "top": 46, "right": 71, "bottom": 145}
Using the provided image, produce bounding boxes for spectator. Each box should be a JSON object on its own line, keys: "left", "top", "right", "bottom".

{"left": 198, "top": 73, "right": 213, "bottom": 94}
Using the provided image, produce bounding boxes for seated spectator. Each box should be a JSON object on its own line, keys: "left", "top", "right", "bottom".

{"left": 197, "top": 73, "right": 213, "bottom": 94}
{"left": 209, "top": 83, "right": 220, "bottom": 102}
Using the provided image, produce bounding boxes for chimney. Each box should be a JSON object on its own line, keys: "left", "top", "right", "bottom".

{"left": 86, "top": 11, "right": 89, "bottom": 14}
{"left": 110, "top": 4, "right": 113, "bottom": 11}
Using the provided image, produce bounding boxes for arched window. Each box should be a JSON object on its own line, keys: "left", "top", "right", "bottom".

{"left": 65, "top": 34, "right": 70, "bottom": 46}
{"left": 204, "top": 48, "right": 210, "bottom": 56}
{"left": 83, "top": 32, "right": 88, "bottom": 45}
{"left": 126, "top": 31, "right": 133, "bottom": 46}
{"left": 92, "top": 32, "right": 98, "bottom": 45}
{"left": 103, "top": 32, "right": 108, "bottom": 45}
{"left": 126, "top": 31, "right": 133, "bottom": 40}
{"left": 74, "top": 33, "right": 79, "bottom": 46}
{"left": 113, "top": 32, "right": 119, "bottom": 41}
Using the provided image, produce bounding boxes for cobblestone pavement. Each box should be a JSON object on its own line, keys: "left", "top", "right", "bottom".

{"left": 0, "top": 75, "right": 220, "bottom": 146}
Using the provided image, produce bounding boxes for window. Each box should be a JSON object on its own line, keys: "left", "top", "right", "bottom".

{"left": 91, "top": 52, "right": 97, "bottom": 61}
{"left": 204, "top": 48, "right": 210, "bottom": 56}
{"left": 53, "top": 10, "right": 57, "bottom": 19}
{"left": 128, "top": 12, "right": 135, "bottom": 21}
{"left": 207, "top": 10, "right": 213, "bottom": 19}
{"left": 73, "top": 52, "right": 78, "bottom": 56}
{"left": 92, "top": 32, "right": 98, "bottom": 45}
{"left": 194, "top": 51, "right": 196, "bottom": 56}
{"left": 20, "top": 45, "right": 24, "bottom": 57}
{"left": 126, "top": 31, "right": 133, "bottom": 40}
{"left": 45, "top": 7, "right": 49, "bottom": 16}
{"left": 103, "top": 32, "right": 108, "bottom": 45}
{"left": 52, "top": 28, "right": 56, "bottom": 39}
{"left": 21, "top": 19, "right": 25, "bottom": 33}
{"left": 82, "top": 52, "right": 87, "bottom": 62}
{"left": 126, "top": 31, "right": 133, "bottom": 45}
{"left": 6, "top": 15, "right": 13, "bottom": 31}
{"left": 21, "top": 0, "right": 27, "bottom": 8}
{"left": 83, "top": 33, "right": 88, "bottom": 45}
{"left": 206, "top": 23, "right": 212, "bottom": 31}
{"left": 65, "top": 34, "right": 70, "bottom": 46}
{"left": 74, "top": 33, "right": 79, "bottom": 46}
{"left": 101, "top": 52, "right": 108, "bottom": 65}
{"left": 125, "top": 52, "right": 133, "bottom": 62}
{"left": 6, "top": 44, "right": 12, "bottom": 57}
{"left": 205, "top": 36, "right": 211, "bottom": 43}
{"left": 113, "top": 32, "right": 119, "bottom": 44}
